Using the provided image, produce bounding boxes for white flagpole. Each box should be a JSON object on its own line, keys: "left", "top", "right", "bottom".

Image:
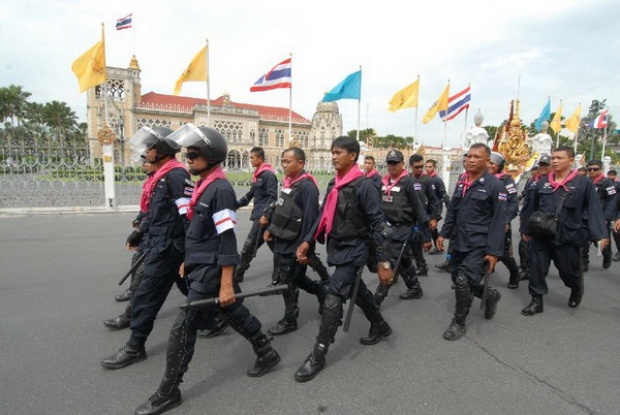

{"left": 356, "top": 65, "right": 362, "bottom": 142}
{"left": 288, "top": 52, "right": 292, "bottom": 144}
{"left": 461, "top": 105, "right": 469, "bottom": 151}
{"left": 601, "top": 124, "right": 608, "bottom": 159}
{"left": 414, "top": 74, "right": 419, "bottom": 152}
{"left": 205, "top": 39, "right": 211, "bottom": 127}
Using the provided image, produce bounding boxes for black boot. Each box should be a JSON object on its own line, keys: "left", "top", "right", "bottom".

{"left": 294, "top": 294, "right": 342, "bottom": 382}
{"left": 115, "top": 288, "right": 132, "bottom": 302}
{"left": 101, "top": 343, "right": 147, "bottom": 369}
{"left": 521, "top": 296, "right": 544, "bottom": 316}
{"left": 234, "top": 261, "right": 249, "bottom": 283}
{"left": 134, "top": 388, "right": 182, "bottom": 415}
{"left": 223, "top": 307, "right": 280, "bottom": 377}
{"left": 269, "top": 287, "right": 299, "bottom": 336}
{"left": 356, "top": 288, "right": 392, "bottom": 345}
{"left": 197, "top": 314, "right": 229, "bottom": 338}
{"left": 568, "top": 287, "right": 583, "bottom": 308}
{"left": 504, "top": 256, "right": 520, "bottom": 289}
{"left": 399, "top": 267, "right": 423, "bottom": 299}
{"left": 443, "top": 275, "right": 472, "bottom": 341}
{"left": 103, "top": 309, "right": 130, "bottom": 330}
{"left": 483, "top": 288, "right": 501, "bottom": 320}
{"left": 415, "top": 266, "right": 429, "bottom": 277}
{"left": 374, "top": 283, "right": 390, "bottom": 306}
{"left": 434, "top": 259, "right": 452, "bottom": 273}
{"left": 247, "top": 332, "right": 281, "bottom": 377}
{"left": 602, "top": 243, "right": 612, "bottom": 269}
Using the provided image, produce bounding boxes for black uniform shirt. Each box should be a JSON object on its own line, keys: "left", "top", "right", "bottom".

{"left": 496, "top": 173, "right": 519, "bottom": 222}
{"left": 412, "top": 174, "right": 441, "bottom": 220}
{"left": 592, "top": 175, "right": 618, "bottom": 222}
{"left": 439, "top": 171, "right": 507, "bottom": 256}
{"left": 239, "top": 169, "right": 278, "bottom": 220}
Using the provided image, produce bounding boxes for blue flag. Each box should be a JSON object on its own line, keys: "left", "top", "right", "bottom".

{"left": 535, "top": 98, "right": 551, "bottom": 131}
{"left": 322, "top": 70, "right": 361, "bottom": 102}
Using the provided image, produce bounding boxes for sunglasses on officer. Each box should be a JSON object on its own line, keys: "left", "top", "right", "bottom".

{"left": 587, "top": 167, "right": 601, "bottom": 172}
{"left": 186, "top": 152, "right": 201, "bottom": 160}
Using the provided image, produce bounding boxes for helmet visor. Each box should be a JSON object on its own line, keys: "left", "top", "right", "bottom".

{"left": 128, "top": 127, "right": 166, "bottom": 163}
{"left": 167, "top": 123, "right": 210, "bottom": 149}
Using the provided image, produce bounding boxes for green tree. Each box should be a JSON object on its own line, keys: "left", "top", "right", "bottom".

{"left": 0, "top": 84, "right": 32, "bottom": 127}
{"left": 43, "top": 100, "right": 78, "bottom": 145}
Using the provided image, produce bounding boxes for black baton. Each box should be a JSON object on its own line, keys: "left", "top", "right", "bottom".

{"left": 480, "top": 267, "right": 491, "bottom": 311}
{"left": 253, "top": 225, "right": 265, "bottom": 258}
{"left": 343, "top": 266, "right": 364, "bottom": 333}
{"left": 180, "top": 285, "right": 288, "bottom": 309}
{"left": 118, "top": 251, "right": 148, "bottom": 286}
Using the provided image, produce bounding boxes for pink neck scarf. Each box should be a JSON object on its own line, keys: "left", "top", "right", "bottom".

{"left": 252, "top": 162, "right": 275, "bottom": 183}
{"left": 314, "top": 166, "right": 365, "bottom": 240}
{"left": 592, "top": 174, "right": 605, "bottom": 185}
{"left": 187, "top": 166, "right": 227, "bottom": 220}
{"left": 458, "top": 172, "right": 478, "bottom": 197}
{"left": 142, "top": 159, "right": 188, "bottom": 211}
{"left": 283, "top": 170, "right": 318, "bottom": 188}
{"left": 381, "top": 170, "right": 409, "bottom": 196}
{"left": 548, "top": 169, "right": 578, "bottom": 192}
{"left": 366, "top": 169, "right": 379, "bottom": 178}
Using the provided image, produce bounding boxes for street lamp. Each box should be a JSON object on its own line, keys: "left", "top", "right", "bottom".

{"left": 118, "top": 115, "right": 125, "bottom": 168}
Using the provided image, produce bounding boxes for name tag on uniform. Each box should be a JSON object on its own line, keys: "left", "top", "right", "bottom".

{"left": 382, "top": 195, "right": 393, "bottom": 203}
{"left": 414, "top": 183, "right": 422, "bottom": 191}
{"left": 282, "top": 188, "right": 292, "bottom": 194}
{"left": 276, "top": 197, "right": 284, "bottom": 206}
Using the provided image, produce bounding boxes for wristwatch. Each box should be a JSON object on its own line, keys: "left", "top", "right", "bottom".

{"left": 379, "top": 261, "right": 391, "bottom": 270}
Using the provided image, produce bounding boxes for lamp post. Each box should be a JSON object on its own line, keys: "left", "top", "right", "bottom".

{"left": 118, "top": 115, "right": 125, "bottom": 168}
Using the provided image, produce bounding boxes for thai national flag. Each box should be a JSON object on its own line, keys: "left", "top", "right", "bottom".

{"left": 116, "top": 14, "right": 132, "bottom": 31}
{"left": 439, "top": 86, "right": 471, "bottom": 122}
{"left": 591, "top": 109, "right": 608, "bottom": 129}
{"left": 250, "top": 58, "right": 292, "bottom": 92}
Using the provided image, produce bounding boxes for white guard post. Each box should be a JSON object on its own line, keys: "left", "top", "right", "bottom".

{"left": 442, "top": 148, "right": 451, "bottom": 191}
{"left": 603, "top": 156, "right": 612, "bottom": 175}
{"left": 103, "top": 143, "right": 116, "bottom": 210}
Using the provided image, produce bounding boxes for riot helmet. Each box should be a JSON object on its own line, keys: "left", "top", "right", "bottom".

{"left": 128, "top": 126, "right": 178, "bottom": 163}
{"left": 168, "top": 123, "right": 227, "bottom": 167}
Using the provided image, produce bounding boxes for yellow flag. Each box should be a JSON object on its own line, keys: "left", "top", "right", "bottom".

{"left": 388, "top": 79, "right": 419, "bottom": 112}
{"left": 174, "top": 46, "right": 208, "bottom": 95}
{"left": 71, "top": 36, "right": 106, "bottom": 93}
{"left": 564, "top": 103, "right": 581, "bottom": 134}
{"left": 550, "top": 100, "right": 563, "bottom": 133}
{"left": 422, "top": 84, "right": 450, "bottom": 124}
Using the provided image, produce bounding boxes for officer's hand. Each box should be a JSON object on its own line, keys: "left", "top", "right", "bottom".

{"left": 218, "top": 285, "right": 236, "bottom": 307}
{"left": 505, "top": 224, "right": 510, "bottom": 232}
{"left": 179, "top": 262, "right": 185, "bottom": 278}
{"left": 237, "top": 196, "right": 248, "bottom": 208}
{"left": 132, "top": 218, "right": 141, "bottom": 228}
{"left": 614, "top": 219, "right": 620, "bottom": 233}
{"left": 599, "top": 238, "right": 609, "bottom": 252}
{"left": 126, "top": 229, "right": 143, "bottom": 248}
{"left": 296, "top": 242, "right": 310, "bottom": 264}
{"left": 264, "top": 230, "right": 273, "bottom": 242}
{"left": 259, "top": 215, "right": 269, "bottom": 226}
{"left": 484, "top": 255, "right": 499, "bottom": 273}
{"left": 378, "top": 266, "right": 394, "bottom": 285}
{"left": 430, "top": 219, "right": 438, "bottom": 231}
{"left": 436, "top": 236, "right": 445, "bottom": 251}
{"left": 521, "top": 233, "right": 531, "bottom": 242}
{"left": 422, "top": 241, "right": 432, "bottom": 252}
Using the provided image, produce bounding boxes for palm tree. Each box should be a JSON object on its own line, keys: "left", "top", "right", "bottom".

{"left": 0, "top": 85, "right": 32, "bottom": 127}
{"left": 43, "top": 100, "right": 78, "bottom": 145}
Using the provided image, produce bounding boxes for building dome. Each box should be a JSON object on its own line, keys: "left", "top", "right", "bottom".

{"left": 315, "top": 101, "right": 340, "bottom": 114}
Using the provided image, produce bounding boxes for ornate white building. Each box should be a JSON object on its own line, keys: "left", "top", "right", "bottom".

{"left": 86, "top": 56, "right": 343, "bottom": 170}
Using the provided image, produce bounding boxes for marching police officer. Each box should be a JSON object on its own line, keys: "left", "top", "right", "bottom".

{"left": 374, "top": 150, "right": 431, "bottom": 304}
{"left": 133, "top": 124, "right": 280, "bottom": 415}
{"left": 235, "top": 147, "right": 278, "bottom": 283}
{"left": 583, "top": 159, "right": 617, "bottom": 269}
{"left": 363, "top": 155, "right": 382, "bottom": 192}
{"left": 488, "top": 152, "right": 521, "bottom": 289}
{"left": 436, "top": 143, "right": 506, "bottom": 341}
{"left": 518, "top": 156, "right": 551, "bottom": 282}
{"left": 104, "top": 158, "right": 157, "bottom": 329}
{"left": 425, "top": 158, "right": 449, "bottom": 254}
{"left": 263, "top": 147, "right": 325, "bottom": 335}
{"left": 520, "top": 147, "right": 609, "bottom": 316}
{"left": 295, "top": 136, "right": 393, "bottom": 382}
{"left": 409, "top": 154, "right": 440, "bottom": 276}
{"left": 101, "top": 126, "right": 193, "bottom": 369}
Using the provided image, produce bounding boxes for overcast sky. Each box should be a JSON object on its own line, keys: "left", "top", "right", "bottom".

{"left": 1, "top": 0, "right": 618, "bottom": 148}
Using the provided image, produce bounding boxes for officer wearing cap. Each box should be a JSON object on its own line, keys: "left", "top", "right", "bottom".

{"left": 101, "top": 126, "right": 194, "bottom": 370}
{"left": 436, "top": 143, "right": 506, "bottom": 341}
{"left": 408, "top": 154, "right": 440, "bottom": 276}
{"left": 235, "top": 147, "right": 278, "bottom": 283}
{"left": 424, "top": 159, "right": 449, "bottom": 254}
{"left": 133, "top": 124, "right": 279, "bottom": 415}
{"left": 520, "top": 147, "right": 609, "bottom": 316}
{"left": 488, "top": 152, "right": 521, "bottom": 289}
{"left": 583, "top": 159, "right": 617, "bottom": 269}
{"left": 518, "top": 156, "right": 551, "bottom": 282}
{"left": 374, "top": 150, "right": 431, "bottom": 305}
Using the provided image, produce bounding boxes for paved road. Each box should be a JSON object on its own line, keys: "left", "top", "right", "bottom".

{"left": 1, "top": 212, "right": 619, "bottom": 415}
